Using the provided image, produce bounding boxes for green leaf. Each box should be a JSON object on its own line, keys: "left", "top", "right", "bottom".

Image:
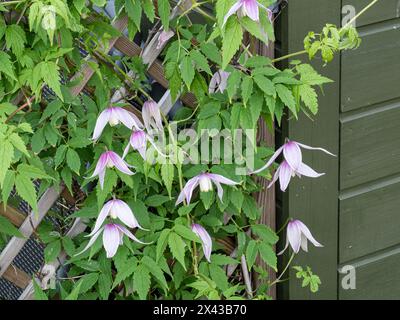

{"left": 242, "top": 196, "right": 260, "bottom": 220}
{"left": 180, "top": 56, "right": 195, "bottom": 89}
{"left": 125, "top": 0, "right": 142, "bottom": 29}
{"left": 0, "top": 140, "right": 13, "bottom": 187}
{"left": 209, "top": 263, "right": 229, "bottom": 291}
{"left": 0, "top": 215, "right": 23, "bottom": 237}
{"left": 258, "top": 242, "right": 277, "bottom": 271}
{"left": 0, "top": 51, "right": 16, "bottom": 80}
{"left": 8, "top": 133, "right": 29, "bottom": 157}
{"left": 222, "top": 18, "right": 243, "bottom": 69}
{"left": 1, "top": 170, "right": 15, "bottom": 207}
{"left": 241, "top": 76, "right": 253, "bottom": 106}
{"left": 44, "top": 240, "right": 61, "bottom": 263}
{"left": 158, "top": 0, "right": 171, "bottom": 30}
{"left": 55, "top": 145, "right": 67, "bottom": 168}
{"left": 276, "top": 84, "right": 296, "bottom": 115}
{"left": 65, "top": 282, "right": 83, "bottom": 300}
{"left": 76, "top": 273, "right": 99, "bottom": 294}
{"left": 168, "top": 232, "right": 186, "bottom": 270}
{"left": 299, "top": 84, "right": 318, "bottom": 115}
{"left": 33, "top": 279, "right": 48, "bottom": 300}
{"left": 66, "top": 148, "right": 81, "bottom": 174}
{"left": 96, "top": 170, "right": 118, "bottom": 207}
{"left": 211, "top": 254, "right": 238, "bottom": 266}
{"left": 15, "top": 173, "right": 38, "bottom": 213}
{"left": 98, "top": 273, "right": 112, "bottom": 300}
{"left": 142, "top": 0, "right": 155, "bottom": 22}
{"left": 141, "top": 256, "right": 168, "bottom": 291}
{"left": 145, "top": 194, "right": 170, "bottom": 207}
{"left": 161, "top": 163, "right": 174, "bottom": 198}
{"left": 251, "top": 224, "right": 278, "bottom": 245}
{"left": 31, "top": 128, "right": 46, "bottom": 153}
{"left": 5, "top": 24, "right": 26, "bottom": 57}
{"left": 40, "top": 100, "right": 63, "bottom": 122}
{"left": 216, "top": 0, "right": 237, "bottom": 27}
{"left": 200, "top": 43, "right": 221, "bottom": 64}
{"left": 18, "top": 164, "right": 52, "bottom": 180}
{"left": 190, "top": 50, "right": 212, "bottom": 75}
{"left": 253, "top": 74, "right": 276, "bottom": 96}
{"left": 44, "top": 124, "right": 59, "bottom": 146}
{"left": 246, "top": 240, "right": 258, "bottom": 270}
{"left": 133, "top": 264, "right": 150, "bottom": 300}
{"left": 174, "top": 224, "right": 201, "bottom": 243}
{"left": 156, "top": 228, "right": 171, "bottom": 262}
{"left": 112, "top": 257, "right": 137, "bottom": 288}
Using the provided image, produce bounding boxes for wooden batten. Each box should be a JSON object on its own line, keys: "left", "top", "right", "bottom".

{"left": 0, "top": 205, "right": 26, "bottom": 227}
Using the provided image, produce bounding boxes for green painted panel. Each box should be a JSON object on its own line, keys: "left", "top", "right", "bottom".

{"left": 341, "top": 19, "right": 400, "bottom": 112}
{"left": 340, "top": 102, "right": 400, "bottom": 189}
{"left": 342, "top": 0, "right": 400, "bottom": 26}
{"left": 277, "top": 0, "right": 340, "bottom": 300}
{"left": 339, "top": 176, "right": 400, "bottom": 263}
{"left": 339, "top": 248, "right": 400, "bottom": 299}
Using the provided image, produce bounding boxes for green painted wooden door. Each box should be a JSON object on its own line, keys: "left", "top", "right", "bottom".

{"left": 276, "top": 0, "right": 400, "bottom": 299}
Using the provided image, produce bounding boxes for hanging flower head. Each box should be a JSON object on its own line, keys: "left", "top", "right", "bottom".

{"left": 157, "top": 30, "right": 174, "bottom": 50}
{"left": 252, "top": 139, "right": 335, "bottom": 191}
{"left": 192, "top": 223, "right": 212, "bottom": 262}
{"left": 142, "top": 100, "right": 163, "bottom": 133}
{"left": 209, "top": 70, "right": 230, "bottom": 94}
{"left": 223, "top": 0, "right": 268, "bottom": 26}
{"left": 123, "top": 130, "right": 147, "bottom": 160}
{"left": 92, "top": 107, "right": 143, "bottom": 141}
{"left": 77, "top": 223, "right": 147, "bottom": 258}
{"left": 278, "top": 219, "right": 323, "bottom": 255}
{"left": 88, "top": 199, "right": 145, "bottom": 238}
{"left": 176, "top": 173, "right": 239, "bottom": 205}
{"left": 89, "top": 151, "right": 134, "bottom": 189}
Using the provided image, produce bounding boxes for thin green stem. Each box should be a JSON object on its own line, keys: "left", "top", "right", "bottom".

{"left": 270, "top": 252, "right": 295, "bottom": 286}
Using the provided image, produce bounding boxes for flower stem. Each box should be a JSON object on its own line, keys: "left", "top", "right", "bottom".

{"left": 270, "top": 252, "right": 295, "bottom": 286}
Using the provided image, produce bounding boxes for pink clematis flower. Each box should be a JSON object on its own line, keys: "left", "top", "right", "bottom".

{"left": 157, "top": 30, "right": 174, "bottom": 50}
{"left": 77, "top": 223, "right": 147, "bottom": 258}
{"left": 90, "top": 151, "right": 134, "bottom": 189}
{"left": 176, "top": 173, "right": 239, "bottom": 205}
{"left": 192, "top": 223, "right": 212, "bottom": 262}
{"left": 92, "top": 107, "right": 143, "bottom": 141}
{"left": 209, "top": 71, "right": 230, "bottom": 94}
{"left": 278, "top": 219, "right": 323, "bottom": 255}
{"left": 223, "top": 0, "right": 268, "bottom": 26}
{"left": 142, "top": 100, "right": 163, "bottom": 133}
{"left": 123, "top": 130, "right": 147, "bottom": 160}
{"left": 252, "top": 139, "right": 335, "bottom": 191}
{"left": 88, "top": 199, "right": 145, "bottom": 238}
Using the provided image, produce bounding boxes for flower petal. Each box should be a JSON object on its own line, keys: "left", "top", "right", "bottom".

{"left": 114, "top": 107, "right": 143, "bottom": 130}
{"left": 296, "top": 220, "right": 323, "bottom": 248}
{"left": 296, "top": 162, "right": 325, "bottom": 178}
{"left": 114, "top": 199, "right": 143, "bottom": 230}
{"left": 75, "top": 227, "right": 104, "bottom": 256}
{"left": 92, "top": 109, "right": 111, "bottom": 141}
{"left": 192, "top": 224, "right": 212, "bottom": 262}
{"left": 207, "top": 173, "right": 239, "bottom": 186}
{"left": 89, "top": 153, "right": 108, "bottom": 179}
{"left": 296, "top": 142, "right": 336, "bottom": 157}
{"left": 222, "top": 1, "right": 243, "bottom": 27}
{"left": 88, "top": 200, "right": 113, "bottom": 237}
{"left": 109, "top": 151, "right": 134, "bottom": 175}
{"left": 287, "top": 221, "right": 301, "bottom": 253}
{"left": 277, "top": 234, "right": 289, "bottom": 255}
{"left": 283, "top": 141, "right": 302, "bottom": 170}
{"left": 103, "top": 224, "right": 121, "bottom": 258}
{"left": 267, "top": 166, "right": 280, "bottom": 189}
{"left": 176, "top": 176, "right": 200, "bottom": 205}
{"left": 251, "top": 145, "right": 284, "bottom": 174}
{"left": 243, "top": 0, "right": 259, "bottom": 21}
{"left": 278, "top": 161, "right": 293, "bottom": 192}
{"left": 213, "top": 180, "right": 224, "bottom": 202}
{"left": 116, "top": 225, "right": 150, "bottom": 244}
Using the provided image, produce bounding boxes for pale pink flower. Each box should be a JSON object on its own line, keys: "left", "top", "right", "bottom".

{"left": 209, "top": 71, "right": 230, "bottom": 94}
{"left": 92, "top": 107, "right": 143, "bottom": 141}
{"left": 278, "top": 219, "right": 323, "bottom": 255}
{"left": 192, "top": 223, "right": 212, "bottom": 262}
{"left": 157, "top": 30, "right": 174, "bottom": 50}
{"left": 123, "top": 130, "right": 147, "bottom": 160}
{"left": 252, "top": 139, "right": 335, "bottom": 191}
{"left": 223, "top": 0, "right": 268, "bottom": 26}
{"left": 88, "top": 199, "right": 145, "bottom": 238}
{"left": 89, "top": 151, "right": 134, "bottom": 189}
{"left": 77, "top": 223, "right": 147, "bottom": 258}
{"left": 142, "top": 100, "right": 163, "bottom": 133}
{"left": 176, "top": 173, "right": 239, "bottom": 205}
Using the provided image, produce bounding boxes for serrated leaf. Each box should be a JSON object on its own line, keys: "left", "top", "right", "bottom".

{"left": 1, "top": 170, "right": 15, "bottom": 207}
{"left": 5, "top": 24, "right": 26, "bottom": 57}
{"left": 98, "top": 273, "right": 112, "bottom": 300}
{"left": 156, "top": 228, "right": 171, "bottom": 262}
{"left": 133, "top": 264, "right": 150, "bottom": 300}
{"left": 40, "top": 100, "right": 63, "bottom": 122}
{"left": 141, "top": 256, "right": 168, "bottom": 291}
{"left": 246, "top": 240, "right": 258, "bottom": 270}
{"left": 190, "top": 50, "right": 212, "bottom": 75}
{"left": 299, "top": 84, "right": 318, "bottom": 115}
{"left": 142, "top": 0, "right": 155, "bottom": 22}
{"left": 112, "top": 257, "right": 137, "bottom": 288}
{"left": 276, "top": 84, "right": 296, "bottom": 115}
{"left": 161, "top": 163, "right": 174, "bottom": 198}
{"left": 241, "top": 76, "right": 253, "bottom": 106}
{"left": 168, "top": 232, "right": 186, "bottom": 270}
{"left": 66, "top": 148, "right": 80, "bottom": 174}
{"left": 222, "top": 18, "right": 243, "bottom": 69}
{"left": 55, "top": 145, "right": 67, "bottom": 168}
{"left": 251, "top": 224, "right": 278, "bottom": 244}
{"left": 33, "top": 279, "right": 48, "bottom": 300}
{"left": 158, "top": 0, "right": 170, "bottom": 30}
{"left": 0, "top": 215, "right": 23, "bottom": 237}
{"left": 253, "top": 74, "right": 276, "bottom": 96}
{"left": 209, "top": 263, "right": 228, "bottom": 291}
{"left": 44, "top": 240, "right": 61, "bottom": 263}
{"left": 18, "top": 164, "right": 52, "bottom": 180}
{"left": 76, "top": 273, "right": 99, "bottom": 294}
{"left": 174, "top": 224, "right": 201, "bottom": 243}
{"left": 15, "top": 173, "right": 38, "bottom": 213}
{"left": 0, "top": 140, "right": 13, "bottom": 187}
{"left": 258, "top": 242, "right": 277, "bottom": 271}
{"left": 180, "top": 56, "right": 195, "bottom": 89}
{"left": 0, "top": 51, "right": 16, "bottom": 80}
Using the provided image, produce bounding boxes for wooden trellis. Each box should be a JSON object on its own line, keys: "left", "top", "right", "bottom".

{"left": 0, "top": 0, "right": 276, "bottom": 300}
